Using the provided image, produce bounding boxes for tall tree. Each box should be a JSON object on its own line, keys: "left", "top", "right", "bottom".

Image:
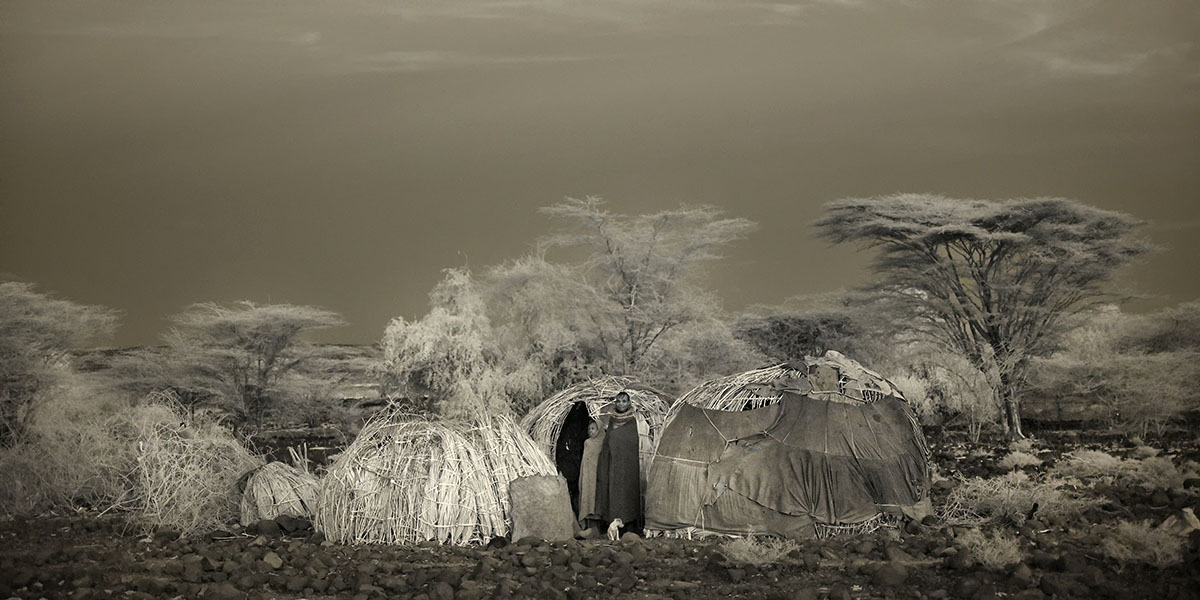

{"left": 815, "top": 195, "right": 1148, "bottom": 438}
{"left": 536, "top": 196, "right": 758, "bottom": 376}
{"left": 0, "top": 282, "right": 118, "bottom": 445}
{"left": 165, "top": 301, "right": 344, "bottom": 431}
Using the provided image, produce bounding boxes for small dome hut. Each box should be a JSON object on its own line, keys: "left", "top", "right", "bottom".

{"left": 520, "top": 375, "right": 672, "bottom": 514}
{"left": 314, "top": 411, "right": 555, "bottom": 545}
{"left": 646, "top": 351, "right": 931, "bottom": 540}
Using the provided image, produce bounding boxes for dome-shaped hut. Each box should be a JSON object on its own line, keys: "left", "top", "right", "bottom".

{"left": 646, "top": 351, "right": 931, "bottom": 539}
{"left": 314, "top": 411, "right": 555, "bottom": 545}
{"left": 520, "top": 375, "right": 671, "bottom": 515}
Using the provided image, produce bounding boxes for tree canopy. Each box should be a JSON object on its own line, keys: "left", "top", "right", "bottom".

{"left": 815, "top": 194, "right": 1149, "bottom": 438}
{"left": 0, "top": 282, "right": 118, "bottom": 445}
{"left": 163, "top": 301, "right": 345, "bottom": 430}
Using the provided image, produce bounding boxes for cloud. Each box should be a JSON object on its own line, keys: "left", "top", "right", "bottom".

{"left": 41, "top": 22, "right": 323, "bottom": 47}
{"left": 349, "top": 50, "right": 602, "bottom": 73}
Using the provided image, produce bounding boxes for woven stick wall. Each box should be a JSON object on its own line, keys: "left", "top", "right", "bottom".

{"left": 520, "top": 375, "right": 672, "bottom": 463}
{"left": 667, "top": 350, "right": 909, "bottom": 425}
{"left": 313, "top": 411, "right": 555, "bottom": 546}
{"left": 239, "top": 462, "right": 318, "bottom": 526}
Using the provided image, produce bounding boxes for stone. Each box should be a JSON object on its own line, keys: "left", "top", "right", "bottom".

{"left": 884, "top": 545, "right": 913, "bottom": 562}
{"left": 794, "top": 587, "right": 819, "bottom": 600}
{"left": 1041, "top": 574, "right": 1078, "bottom": 597}
{"left": 202, "top": 582, "right": 244, "bottom": 600}
{"left": 1011, "top": 563, "right": 1034, "bottom": 588}
{"left": 262, "top": 551, "right": 284, "bottom": 570}
{"left": 725, "top": 567, "right": 746, "bottom": 583}
{"left": 946, "top": 550, "right": 972, "bottom": 570}
{"left": 904, "top": 520, "right": 923, "bottom": 535}
{"left": 827, "top": 583, "right": 852, "bottom": 600}
{"left": 431, "top": 581, "right": 454, "bottom": 600}
{"left": 256, "top": 519, "right": 282, "bottom": 539}
{"left": 873, "top": 561, "right": 908, "bottom": 586}
{"left": 509, "top": 475, "right": 577, "bottom": 543}
{"left": 952, "top": 577, "right": 980, "bottom": 598}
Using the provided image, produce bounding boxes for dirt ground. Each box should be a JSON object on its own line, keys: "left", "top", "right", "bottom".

{"left": 3, "top": 431, "right": 1199, "bottom": 600}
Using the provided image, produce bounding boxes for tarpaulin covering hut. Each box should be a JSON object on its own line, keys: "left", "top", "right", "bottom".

{"left": 646, "top": 351, "right": 931, "bottom": 539}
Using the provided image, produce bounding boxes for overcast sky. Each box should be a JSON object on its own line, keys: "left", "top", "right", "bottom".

{"left": 2, "top": 0, "right": 1198, "bottom": 347}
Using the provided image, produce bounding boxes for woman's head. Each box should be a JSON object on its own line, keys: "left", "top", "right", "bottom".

{"left": 614, "top": 391, "right": 631, "bottom": 414}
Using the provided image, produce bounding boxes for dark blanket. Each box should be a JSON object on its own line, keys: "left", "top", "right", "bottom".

{"left": 595, "top": 416, "right": 642, "bottom": 523}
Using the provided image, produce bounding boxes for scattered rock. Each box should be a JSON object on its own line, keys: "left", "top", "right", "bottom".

{"left": 884, "top": 544, "right": 913, "bottom": 562}
{"left": 202, "top": 582, "right": 243, "bottom": 600}
{"left": 827, "top": 583, "right": 852, "bottom": 600}
{"left": 873, "top": 561, "right": 908, "bottom": 586}
{"left": 262, "top": 551, "right": 284, "bottom": 570}
{"left": 1011, "top": 563, "right": 1034, "bottom": 588}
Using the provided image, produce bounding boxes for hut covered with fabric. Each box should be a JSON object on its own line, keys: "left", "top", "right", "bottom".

{"left": 520, "top": 376, "right": 671, "bottom": 515}
{"left": 314, "top": 411, "right": 556, "bottom": 545}
{"left": 645, "top": 351, "right": 931, "bottom": 539}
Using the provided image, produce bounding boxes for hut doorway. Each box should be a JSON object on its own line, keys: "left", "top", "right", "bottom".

{"left": 555, "top": 401, "right": 592, "bottom": 516}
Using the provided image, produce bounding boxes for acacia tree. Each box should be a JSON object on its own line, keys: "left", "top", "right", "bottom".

{"left": 0, "top": 282, "right": 118, "bottom": 446}
{"left": 536, "top": 197, "right": 758, "bottom": 376}
{"left": 815, "top": 195, "right": 1148, "bottom": 439}
{"left": 165, "top": 301, "right": 344, "bottom": 431}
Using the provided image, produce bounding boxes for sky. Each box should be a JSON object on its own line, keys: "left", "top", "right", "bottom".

{"left": 2, "top": 0, "right": 1198, "bottom": 347}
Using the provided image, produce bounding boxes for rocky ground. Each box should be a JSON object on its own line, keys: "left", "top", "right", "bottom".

{"left": 4, "top": 432, "right": 1200, "bottom": 600}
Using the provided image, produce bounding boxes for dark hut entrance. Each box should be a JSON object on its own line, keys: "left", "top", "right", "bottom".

{"left": 554, "top": 401, "right": 592, "bottom": 516}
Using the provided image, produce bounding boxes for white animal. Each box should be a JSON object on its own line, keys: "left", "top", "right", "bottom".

{"left": 607, "top": 518, "right": 624, "bottom": 541}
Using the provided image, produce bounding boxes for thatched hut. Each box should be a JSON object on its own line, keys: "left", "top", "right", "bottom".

{"left": 314, "top": 411, "right": 555, "bottom": 545}
{"left": 239, "top": 461, "right": 318, "bottom": 526}
{"left": 520, "top": 375, "right": 671, "bottom": 513}
{"left": 646, "top": 351, "right": 931, "bottom": 540}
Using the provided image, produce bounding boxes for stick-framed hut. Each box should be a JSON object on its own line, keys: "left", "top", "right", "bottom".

{"left": 314, "top": 410, "right": 555, "bottom": 546}
{"left": 520, "top": 375, "right": 671, "bottom": 512}
{"left": 646, "top": 351, "right": 931, "bottom": 540}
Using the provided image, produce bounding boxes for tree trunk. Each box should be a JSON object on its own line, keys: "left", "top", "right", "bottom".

{"left": 1001, "top": 388, "right": 1025, "bottom": 440}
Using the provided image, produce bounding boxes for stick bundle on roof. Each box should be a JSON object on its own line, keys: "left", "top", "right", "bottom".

{"left": 314, "top": 411, "right": 555, "bottom": 545}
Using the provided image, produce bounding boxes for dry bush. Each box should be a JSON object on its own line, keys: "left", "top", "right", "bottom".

{"left": 955, "top": 527, "right": 1023, "bottom": 570}
{"left": 997, "top": 451, "right": 1042, "bottom": 471}
{"left": 943, "top": 471, "right": 1100, "bottom": 527}
{"left": 1054, "top": 450, "right": 1200, "bottom": 491}
{"left": 719, "top": 536, "right": 800, "bottom": 566}
{"left": 1099, "top": 520, "right": 1185, "bottom": 570}
{"left": 128, "top": 400, "right": 263, "bottom": 536}
{"left": 0, "top": 385, "right": 262, "bottom": 537}
{"left": 0, "top": 373, "right": 139, "bottom": 514}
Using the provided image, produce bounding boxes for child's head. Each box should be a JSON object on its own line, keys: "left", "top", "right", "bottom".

{"left": 587, "top": 421, "right": 600, "bottom": 438}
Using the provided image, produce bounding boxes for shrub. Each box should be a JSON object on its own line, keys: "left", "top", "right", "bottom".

{"left": 0, "top": 383, "right": 262, "bottom": 536}
{"left": 1054, "top": 450, "right": 1200, "bottom": 490}
{"left": 997, "top": 451, "right": 1042, "bottom": 471}
{"left": 719, "top": 536, "right": 800, "bottom": 566}
{"left": 955, "top": 527, "right": 1023, "bottom": 570}
{"left": 0, "top": 371, "right": 138, "bottom": 514}
{"left": 1099, "top": 520, "right": 1184, "bottom": 570}
{"left": 943, "top": 471, "right": 1101, "bottom": 527}
{"left": 129, "top": 399, "right": 263, "bottom": 536}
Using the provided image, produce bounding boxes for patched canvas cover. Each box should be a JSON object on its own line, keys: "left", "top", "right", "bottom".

{"left": 645, "top": 392, "right": 930, "bottom": 538}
